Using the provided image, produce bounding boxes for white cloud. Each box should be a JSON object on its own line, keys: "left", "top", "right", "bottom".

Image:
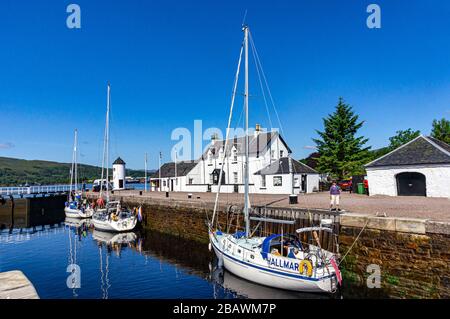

{"left": 303, "top": 145, "right": 317, "bottom": 150}
{"left": 0, "top": 142, "right": 14, "bottom": 150}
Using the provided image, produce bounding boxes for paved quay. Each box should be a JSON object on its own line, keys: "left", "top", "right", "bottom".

{"left": 0, "top": 271, "right": 39, "bottom": 299}
{"left": 92, "top": 190, "right": 450, "bottom": 222}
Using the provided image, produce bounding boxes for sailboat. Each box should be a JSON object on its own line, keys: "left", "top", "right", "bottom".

{"left": 92, "top": 82, "right": 137, "bottom": 232}
{"left": 64, "top": 129, "right": 94, "bottom": 218}
{"left": 208, "top": 25, "right": 341, "bottom": 293}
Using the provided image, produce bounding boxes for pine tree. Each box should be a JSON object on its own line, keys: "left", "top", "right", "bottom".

{"left": 431, "top": 118, "right": 450, "bottom": 144}
{"left": 313, "top": 98, "right": 371, "bottom": 180}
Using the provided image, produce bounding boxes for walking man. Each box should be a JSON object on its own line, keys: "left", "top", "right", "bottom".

{"left": 330, "top": 181, "right": 341, "bottom": 212}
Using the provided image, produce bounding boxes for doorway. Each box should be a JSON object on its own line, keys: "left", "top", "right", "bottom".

{"left": 396, "top": 172, "right": 426, "bottom": 196}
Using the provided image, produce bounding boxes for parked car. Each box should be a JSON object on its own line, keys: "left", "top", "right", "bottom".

{"left": 338, "top": 179, "right": 352, "bottom": 191}
{"left": 92, "top": 179, "right": 113, "bottom": 192}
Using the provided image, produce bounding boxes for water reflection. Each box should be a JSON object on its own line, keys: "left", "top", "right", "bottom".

{"left": 1, "top": 213, "right": 349, "bottom": 299}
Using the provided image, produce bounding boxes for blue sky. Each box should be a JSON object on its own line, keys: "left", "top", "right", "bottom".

{"left": 0, "top": 0, "right": 449, "bottom": 169}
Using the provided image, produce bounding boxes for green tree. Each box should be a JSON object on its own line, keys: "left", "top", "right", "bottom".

{"left": 388, "top": 129, "right": 420, "bottom": 151}
{"left": 431, "top": 118, "right": 450, "bottom": 144}
{"left": 313, "top": 98, "right": 371, "bottom": 180}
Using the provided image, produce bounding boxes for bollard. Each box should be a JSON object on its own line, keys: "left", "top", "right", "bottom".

{"left": 289, "top": 194, "right": 298, "bottom": 205}
{"left": 166, "top": 192, "right": 169, "bottom": 198}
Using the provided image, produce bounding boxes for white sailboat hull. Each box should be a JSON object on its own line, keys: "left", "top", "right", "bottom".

{"left": 210, "top": 233, "right": 337, "bottom": 293}
{"left": 64, "top": 206, "right": 94, "bottom": 219}
{"left": 92, "top": 216, "right": 137, "bottom": 232}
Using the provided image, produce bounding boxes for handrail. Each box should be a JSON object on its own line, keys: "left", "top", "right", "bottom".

{"left": 0, "top": 185, "right": 79, "bottom": 196}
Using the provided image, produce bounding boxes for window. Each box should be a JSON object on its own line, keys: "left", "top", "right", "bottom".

{"left": 209, "top": 174, "right": 214, "bottom": 184}
{"left": 233, "top": 172, "right": 238, "bottom": 184}
{"left": 261, "top": 175, "right": 266, "bottom": 188}
{"left": 188, "top": 178, "right": 193, "bottom": 185}
{"left": 273, "top": 176, "right": 282, "bottom": 186}
{"left": 233, "top": 153, "right": 238, "bottom": 162}
{"left": 271, "top": 150, "right": 275, "bottom": 159}
{"left": 280, "top": 150, "right": 284, "bottom": 157}
{"left": 163, "top": 180, "right": 167, "bottom": 187}
{"left": 294, "top": 177, "right": 300, "bottom": 187}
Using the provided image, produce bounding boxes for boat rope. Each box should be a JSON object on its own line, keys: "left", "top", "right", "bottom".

{"left": 338, "top": 217, "right": 370, "bottom": 266}
{"left": 249, "top": 33, "right": 273, "bottom": 129}
{"left": 211, "top": 42, "right": 244, "bottom": 229}
{"left": 249, "top": 31, "right": 285, "bottom": 137}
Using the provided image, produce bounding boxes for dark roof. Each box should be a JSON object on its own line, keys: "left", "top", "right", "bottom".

{"left": 254, "top": 157, "right": 318, "bottom": 175}
{"left": 113, "top": 157, "right": 126, "bottom": 165}
{"left": 151, "top": 161, "right": 197, "bottom": 178}
{"left": 365, "top": 136, "right": 450, "bottom": 168}
{"left": 202, "top": 131, "right": 292, "bottom": 159}
{"left": 428, "top": 136, "right": 450, "bottom": 153}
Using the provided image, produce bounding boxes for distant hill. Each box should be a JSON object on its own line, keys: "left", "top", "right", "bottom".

{"left": 0, "top": 157, "right": 149, "bottom": 186}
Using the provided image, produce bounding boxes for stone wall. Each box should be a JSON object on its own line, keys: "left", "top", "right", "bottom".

{"left": 339, "top": 213, "right": 450, "bottom": 299}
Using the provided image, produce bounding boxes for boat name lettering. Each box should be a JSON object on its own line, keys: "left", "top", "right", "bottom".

{"left": 268, "top": 257, "right": 299, "bottom": 271}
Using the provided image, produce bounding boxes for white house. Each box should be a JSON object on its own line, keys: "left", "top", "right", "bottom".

{"left": 150, "top": 127, "right": 319, "bottom": 194}
{"left": 112, "top": 157, "right": 126, "bottom": 190}
{"left": 365, "top": 135, "right": 450, "bottom": 198}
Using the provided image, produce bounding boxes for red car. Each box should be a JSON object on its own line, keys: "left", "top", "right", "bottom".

{"left": 338, "top": 180, "right": 352, "bottom": 191}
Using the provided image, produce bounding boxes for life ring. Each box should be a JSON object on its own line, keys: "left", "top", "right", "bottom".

{"left": 299, "top": 259, "right": 313, "bottom": 277}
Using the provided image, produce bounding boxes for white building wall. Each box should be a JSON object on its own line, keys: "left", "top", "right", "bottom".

{"left": 366, "top": 165, "right": 450, "bottom": 198}
{"left": 151, "top": 134, "right": 317, "bottom": 195}
{"left": 113, "top": 164, "right": 126, "bottom": 190}
{"left": 306, "top": 174, "right": 320, "bottom": 193}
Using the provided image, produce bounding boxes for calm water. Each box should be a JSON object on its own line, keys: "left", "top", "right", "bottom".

{"left": 0, "top": 217, "right": 330, "bottom": 299}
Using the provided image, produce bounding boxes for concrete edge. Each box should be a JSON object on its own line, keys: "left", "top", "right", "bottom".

{"left": 340, "top": 213, "right": 450, "bottom": 235}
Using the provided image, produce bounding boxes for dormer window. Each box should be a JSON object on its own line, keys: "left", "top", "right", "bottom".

{"left": 280, "top": 150, "right": 284, "bottom": 158}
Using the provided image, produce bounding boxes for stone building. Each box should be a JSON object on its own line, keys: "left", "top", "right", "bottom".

{"left": 365, "top": 135, "right": 450, "bottom": 198}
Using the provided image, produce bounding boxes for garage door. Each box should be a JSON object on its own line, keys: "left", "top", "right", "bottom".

{"left": 396, "top": 172, "right": 426, "bottom": 196}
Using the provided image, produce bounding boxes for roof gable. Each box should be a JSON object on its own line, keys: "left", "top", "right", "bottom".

{"left": 254, "top": 157, "right": 318, "bottom": 175}
{"left": 365, "top": 135, "right": 450, "bottom": 168}
{"left": 113, "top": 157, "right": 126, "bottom": 165}
{"left": 151, "top": 161, "right": 197, "bottom": 178}
{"left": 202, "top": 131, "right": 291, "bottom": 160}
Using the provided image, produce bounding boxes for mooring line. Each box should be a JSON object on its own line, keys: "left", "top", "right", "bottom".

{"left": 338, "top": 217, "right": 370, "bottom": 266}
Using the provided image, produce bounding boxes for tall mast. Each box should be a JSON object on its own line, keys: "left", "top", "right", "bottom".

{"left": 174, "top": 148, "right": 177, "bottom": 191}
{"left": 106, "top": 82, "right": 111, "bottom": 202}
{"left": 159, "top": 152, "right": 162, "bottom": 191}
{"left": 144, "top": 153, "right": 148, "bottom": 192}
{"left": 243, "top": 25, "right": 250, "bottom": 237}
{"left": 69, "top": 129, "right": 76, "bottom": 198}
{"left": 74, "top": 129, "right": 78, "bottom": 193}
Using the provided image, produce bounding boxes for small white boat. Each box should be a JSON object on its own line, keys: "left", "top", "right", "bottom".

{"left": 64, "top": 205, "right": 94, "bottom": 219}
{"left": 92, "top": 201, "right": 137, "bottom": 232}
{"left": 208, "top": 25, "right": 341, "bottom": 294}
{"left": 91, "top": 83, "right": 138, "bottom": 233}
{"left": 209, "top": 225, "right": 339, "bottom": 293}
{"left": 64, "top": 129, "right": 93, "bottom": 219}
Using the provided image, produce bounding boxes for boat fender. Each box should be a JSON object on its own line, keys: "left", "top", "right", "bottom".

{"left": 208, "top": 242, "right": 212, "bottom": 252}
{"left": 299, "top": 260, "right": 313, "bottom": 277}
